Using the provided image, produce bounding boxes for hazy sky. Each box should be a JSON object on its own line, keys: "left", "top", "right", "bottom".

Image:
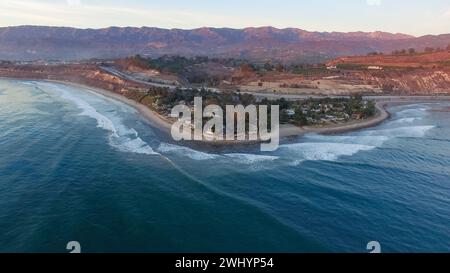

{"left": 0, "top": 0, "right": 449, "bottom": 36}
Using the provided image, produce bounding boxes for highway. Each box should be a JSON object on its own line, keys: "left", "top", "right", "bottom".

{"left": 100, "top": 66, "right": 220, "bottom": 93}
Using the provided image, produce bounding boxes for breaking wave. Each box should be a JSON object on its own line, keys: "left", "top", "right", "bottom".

{"left": 389, "top": 117, "right": 421, "bottom": 125}
{"left": 304, "top": 134, "right": 389, "bottom": 147}
{"left": 157, "top": 143, "right": 219, "bottom": 160}
{"left": 278, "top": 142, "right": 375, "bottom": 163}
{"left": 224, "top": 153, "right": 280, "bottom": 164}
{"left": 54, "top": 83, "right": 159, "bottom": 156}
{"left": 360, "top": 126, "right": 435, "bottom": 138}
{"left": 396, "top": 107, "right": 428, "bottom": 118}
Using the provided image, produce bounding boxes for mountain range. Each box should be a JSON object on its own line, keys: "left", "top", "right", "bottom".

{"left": 1, "top": 25, "right": 449, "bottom": 63}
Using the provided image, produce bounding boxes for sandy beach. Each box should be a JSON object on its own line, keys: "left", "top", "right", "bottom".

{"left": 43, "top": 79, "right": 173, "bottom": 134}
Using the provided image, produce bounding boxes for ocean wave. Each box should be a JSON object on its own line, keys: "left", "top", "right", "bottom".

{"left": 304, "top": 134, "right": 389, "bottom": 147}
{"left": 19, "top": 81, "right": 39, "bottom": 86}
{"left": 56, "top": 85, "right": 159, "bottom": 156}
{"left": 389, "top": 117, "right": 421, "bottom": 125}
{"left": 396, "top": 107, "right": 428, "bottom": 118}
{"left": 224, "top": 153, "right": 280, "bottom": 164}
{"left": 110, "top": 136, "right": 159, "bottom": 155}
{"left": 157, "top": 143, "right": 219, "bottom": 160}
{"left": 361, "top": 126, "right": 435, "bottom": 138}
{"left": 59, "top": 89, "right": 118, "bottom": 134}
{"left": 279, "top": 142, "right": 376, "bottom": 163}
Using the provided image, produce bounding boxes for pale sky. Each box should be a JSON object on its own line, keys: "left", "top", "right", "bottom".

{"left": 0, "top": 0, "right": 449, "bottom": 36}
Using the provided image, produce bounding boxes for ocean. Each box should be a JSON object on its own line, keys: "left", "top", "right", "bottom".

{"left": 0, "top": 79, "right": 449, "bottom": 253}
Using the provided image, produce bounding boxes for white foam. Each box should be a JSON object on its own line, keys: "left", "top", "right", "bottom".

{"left": 110, "top": 136, "right": 158, "bottom": 155}
{"left": 224, "top": 153, "right": 279, "bottom": 164}
{"left": 305, "top": 134, "right": 389, "bottom": 147}
{"left": 389, "top": 117, "right": 420, "bottom": 125}
{"left": 20, "top": 81, "right": 39, "bottom": 86}
{"left": 59, "top": 89, "right": 118, "bottom": 135}
{"left": 361, "top": 126, "right": 435, "bottom": 138}
{"left": 396, "top": 107, "right": 428, "bottom": 118}
{"left": 56, "top": 85, "right": 158, "bottom": 156}
{"left": 157, "top": 143, "right": 219, "bottom": 160}
{"left": 279, "top": 142, "right": 375, "bottom": 162}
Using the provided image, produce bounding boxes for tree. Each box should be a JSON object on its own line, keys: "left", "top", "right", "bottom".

{"left": 275, "top": 63, "right": 285, "bottom": 73}
{"left": 346, "top": 94, "right": 363, "bottom": 115}
{"left": 280, "top": 111, "right": 290, "bottom": 124}
{"left": 408, "top": 48, "right": 416, "bottom": 54}
{"left": 363, "top": 101, "right": 376, "bottom": 117}
{"left": 240, "top": 63, "right": 255, "bottom": 73}
{"left": 392, "top": 49, "right": 406, "bottom": 55}
{"left": 293, "top": 110, "right": 308, "bottom": 126}
{"left": 264, "top": 63, "right": 274, "bottom": 71}
{"left": 424, "top": 47, "right": 435, "bottom": 53}
{"left": 447, "top": 44, "right": 450, "bottom": 51}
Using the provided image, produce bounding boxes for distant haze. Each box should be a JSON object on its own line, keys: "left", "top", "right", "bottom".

{"left": 0, "top": 0, "right": 449, "bottom": 36}
{"left": 0, "top": 26, "right": 449, "bottom": 63}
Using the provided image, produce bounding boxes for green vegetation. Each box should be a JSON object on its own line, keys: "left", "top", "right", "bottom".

{"left": 336, "top": 63, "right": 368, "bottom": 70}
{"left": 288, "top": 64, "right": 331, "bottom": 76}
{"left": 123, "top": 55, "right": 247, "bottom": 86}
{"left": 121, "top": 55, "right": 341, "bottom": 86}
{"left": 367, "top": 51, "right": 384, "bottom": 56}
{"left": 261, "top": 95, "right": 375, "bottom": 126}
{"left": 138, "top": 84, "right": 376, "bottom": 128}
{"left": 392, "top": 46, "right": 450, "bottom": 55}
{"left": 127, "top": 54, "right": 246, "bottom": 74}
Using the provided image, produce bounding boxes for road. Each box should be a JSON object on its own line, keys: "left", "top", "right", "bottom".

{"left": 100, "top": 66, "right": 181, "bottom": 89}
{"left": 100, "top": 66, "right": 220, "bottom": 93}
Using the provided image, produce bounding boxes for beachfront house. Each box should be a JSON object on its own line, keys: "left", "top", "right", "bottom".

{"left": 285, "top": 109, "right": 296, "bottom": 117}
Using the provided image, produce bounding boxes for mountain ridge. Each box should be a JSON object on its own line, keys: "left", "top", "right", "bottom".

{"left": 1, "top": 25, "right": 448, "bottom": 63}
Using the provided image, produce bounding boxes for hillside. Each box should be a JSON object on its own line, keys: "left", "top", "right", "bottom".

{"left": 324, "top": 50, "right": 450, "bottom": 94}
{"left": 110, "top": 52, "right": 450, "bottom": 95}
{"left": 1, "top": 26, "right": 450, "bottom": 63}
{"left": 327, "top": 50, "right": 450, "bottom": 69}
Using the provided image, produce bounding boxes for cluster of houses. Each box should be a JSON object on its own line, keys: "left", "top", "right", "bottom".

{"left": 284, "top": 100, "right": 369, "bottom": 125}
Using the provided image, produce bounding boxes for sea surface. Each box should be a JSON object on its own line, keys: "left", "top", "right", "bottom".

{"left": 0, "top": 79, "right": 449, "bottom": 253}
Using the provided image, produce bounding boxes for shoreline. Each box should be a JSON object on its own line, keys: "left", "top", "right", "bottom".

{"left": 3, "top": 77, "right": 450, "bottom": 145}
{"left": 53, "top": 80, "right": 174, "bottom": 135}
{"left": 55, "top": 80, "right": 392, "bottom": 140}
{"left": 0, "top": 77, "right": 173, "bottom": 135}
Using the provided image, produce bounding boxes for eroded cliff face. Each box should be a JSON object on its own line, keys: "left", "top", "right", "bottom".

{"left": 0, "top": 64, "right": 147, "bottom": 96}
{"left": 361, "top": 69, "right": 450, "bottom": 94}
